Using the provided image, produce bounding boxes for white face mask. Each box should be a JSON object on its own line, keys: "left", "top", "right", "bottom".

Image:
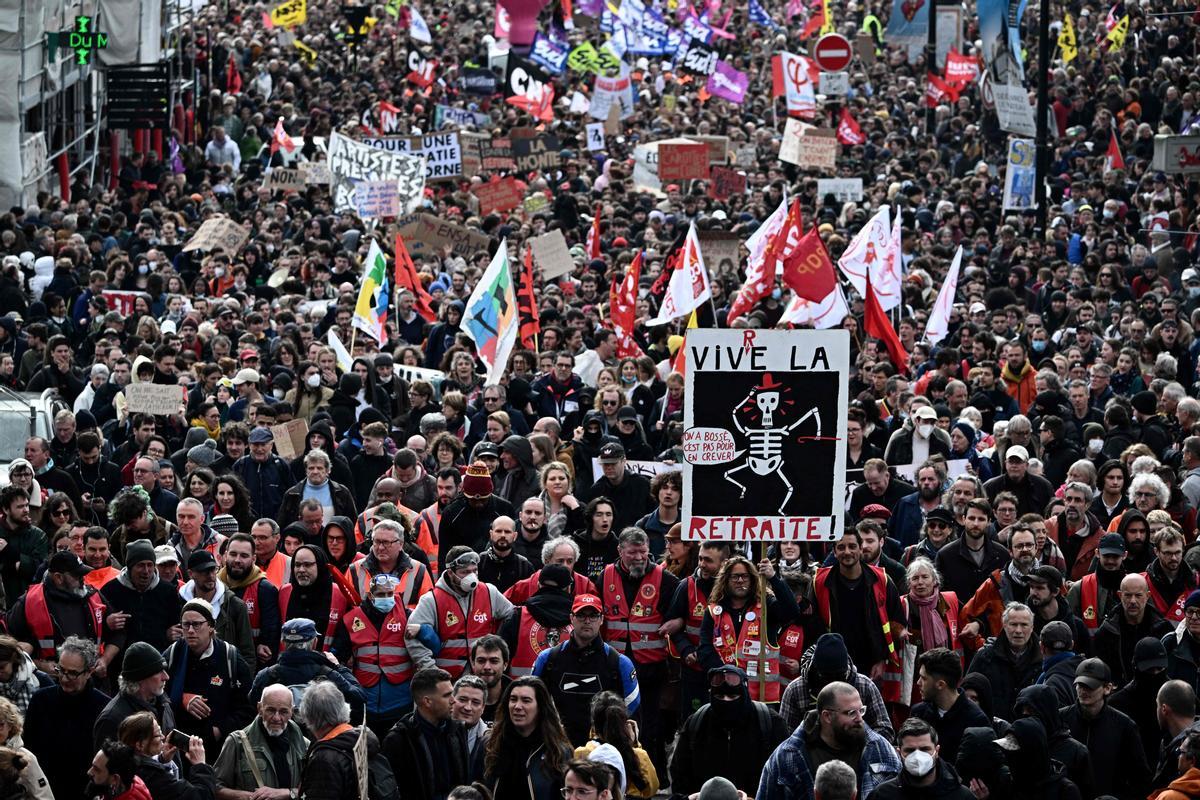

{"left": 1088, "top": 438, "right": 1104, "bottom": 453}
{"left": 917, "top": 423, "right": 934, "bottom": 439}
{"left": 458, "top": 572, "right": 479, "bottom": 592}
{"left": 904, "top": 750, "right": 935, "bottom": 777}
{"left": 306, "top": 373, "right": 322, "bottom": 389}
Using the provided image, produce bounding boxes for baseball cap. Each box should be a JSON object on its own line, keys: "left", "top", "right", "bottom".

{"left": 925, "top": 507, "right": 955, "bottom": 526}
{"left": 969, "top": 302, "right": 987, "bottom": 314}
{"left": 1006, "top": 445, "right": 1030, "bottom": 462}
{"left": 154, "top": 544, "right": 180, "bottom": 565}
{"left": 1026, "top": 565, "right": 1062, "bottom": 591}
{"left": 1133, "top": 636, "right": 1168, "bottom": 671}
{"left": 187, "top": 550, "right": 218, "bottom": 572}
{"left": 598, "top": 442, "right": 626, "bottom": 463}
{"left": 1074, "top": 657, "right": 1112, "bottom": 688}
{"left": 48, "top": 552, "right": 91, "bottom": 577}
{"left": 281, "top": 618, "right": 319, "bottom": 644}
{"left": 233, "top": 368, "right": 261, "bottom": 385}
{"left": 616, "top": 405, "right": 639, "bottom": 421}
{"left": 239, "top": 349, "right": 260, "bottom": 361}
{"left": 474, "top": 442, "right": 501, "bottom": 458}
{"left": 1098, "top": 533, "right": 1127, "bottom": 555}
{"left": 248, "top": 427, "right": 274, "bottom": 444}
{"left": 912, "top": 406, "right": 937, "bottom": 421}
{"left": 1183, "top": 268, "right": 1200, "bottom": 284}
{"left": 572, "top": 593, "right": 604, "bottom": 614}
{"left": 1040, "top": 620, "right": 1073, "bottom": 652}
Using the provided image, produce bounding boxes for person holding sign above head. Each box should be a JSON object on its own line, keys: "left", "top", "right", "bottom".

{"left": 697, "top": 555, "right": 803, "bottom": 702}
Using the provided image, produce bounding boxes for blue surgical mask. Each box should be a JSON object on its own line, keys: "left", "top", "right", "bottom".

{"left": 372, "top": 597, "right": 396, "bottom": 613}
{"left": 1031, "top": 340, "right": 1047, "bottom": 352}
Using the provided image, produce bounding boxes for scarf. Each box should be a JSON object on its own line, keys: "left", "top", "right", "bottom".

{"left": 1007, "top": 558, "right": 1038, "bottom": 588}
{"left": 910, "top": 591, "right": 949, "bottom": 650}
{"left": 219, "top": 564, "right": 265, "bottom": 591}
{"left": 0, "top": 653, "right": 41, "bottom": 715}
{"left": 190, "top": 415, "right": 221, "bottom": 440}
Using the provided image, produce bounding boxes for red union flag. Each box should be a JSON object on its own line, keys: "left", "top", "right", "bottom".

{"left": 647, "top": 222, "right": 711, "bottom": 326}
{"left": 836, "top": 108, "right": 866, "bottom": 145}
{"left": 925, "top": 71, "right": 959, "bottom": 107}
{"left": 782, "top": 227, "right": 837, "bottom": 302}
{"left": 609, "top": 251, "right": 644, "bottom": 357}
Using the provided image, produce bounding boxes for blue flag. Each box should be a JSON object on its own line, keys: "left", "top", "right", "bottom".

{"left": 748, "top": 0, "right": 781, "bottom": 29}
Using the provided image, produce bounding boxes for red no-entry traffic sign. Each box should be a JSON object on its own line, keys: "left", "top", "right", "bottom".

{"left": 813, "top": 33, "right": 853, "bottom": 72}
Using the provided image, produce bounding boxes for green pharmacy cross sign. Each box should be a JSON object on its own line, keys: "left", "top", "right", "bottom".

{"left": 47, "top": 16, "right": 109, "bottom": 65}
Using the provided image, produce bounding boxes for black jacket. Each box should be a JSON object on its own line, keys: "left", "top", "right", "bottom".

{"left": 94, "top": 689, "right": 176, "bottom": 750}
{"left": 983, "top": 471, "right": 1056, "bottom": 517}
{"left": 135, "top": 755, "right": 217, "bottom": 800}
{"left": 1061, "top": 701, "right": 1150, "bottom": 800}
{"left": 437, "top": 494, "right": 516, "bottom": 568}
{"left": 1039, "top": 437, "right": 1081, "bottom": 488}
{"left": 163, "top": 638, "right": 255, "bottom": 759}
{"left": 381, "top": 712, "right": 471, "bottom": 800}
{"left": 24, "top": 683, "right": 111, "bottom": 800}
{"left": 1165, "top": 629, "right": 1200, "bottom": 696}
{"left": 1094, "top": 604, "right": 1174, "bottom": 686}
{"left": 910, "top": 691, "right": 990, "bottom": 763}
{"left": 869, "top": 760, "right": 976, "bottom": 800}
{"left": 1110, "top": 669, "right": 1169, "bottom": 769}
{"left": 966, "top": 632, "right": 1041, "bottom": 721}
{"left": 100, "top": 570, "right": 186, "bottom": 655}
{"left": 277, "top": 479, "right": 358, "bottom": 528}
{"left": 249, "top": 647, "right": 366, "bottom": 724}
{"left": 1013, "top": 685, "right": 1094, "bottom": 800}
{"left": 668, "top": 699, "right": 790, "bottom": 799}
{"left": 300, "top": 726, "right": 382, "bottom": 800}
{"left": 1037, "top": 652, "right": 1084, "bottom": 707}
{"left": 935, "top": 536, "right": 1010, "bottom": 605}
{"left": 578, "top": 471, "right": 654, "bottom": 533}
{"left": 478, "top": 547, "right": 535, "bottom": 593}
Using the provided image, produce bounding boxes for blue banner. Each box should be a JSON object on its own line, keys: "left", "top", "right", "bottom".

{"left": 884, "top": 0, "right": 928, "bottom": 46}
{"left": 979, "top": 0, "right": 1027, "bottom": 85}
{"left": 530, "top": 32, "right": 569, "bottom": 73}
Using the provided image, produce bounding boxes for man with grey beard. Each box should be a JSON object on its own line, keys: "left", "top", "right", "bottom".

{"left": 213, "top": 683, "right": 309, "bottom": 800}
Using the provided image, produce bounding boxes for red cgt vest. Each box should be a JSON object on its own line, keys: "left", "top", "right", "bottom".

{"left": 710, "top": 601, "right": 780, "bottom": 702}
{"left": 1078, "top": 573, "right": 1102, "bottom": 632}
{"left": 600, "top": 564, "right": 667, "bottom": 665}
{"left": 509, "top": 608, "right": 572, "bottom": 677}
{"left": 1142, "top": 569, "right": 1196, "bottom": 623}
{"left": 24, "top": 583, "right": 105, "bottom": 659}
{"left": 279, "top": 582, "right": 350, "bottom": 652}
{"left": 341, "top": 604, "right": 414, "bottom": 688}
{"left": 433, "top": 583, "right": 497, "bottom": 678}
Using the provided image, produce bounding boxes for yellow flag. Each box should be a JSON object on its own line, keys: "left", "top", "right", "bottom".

{"left": 819, "top": 0, "right": 834, "bottom": 35}
{"left": 293, "top": 39, "right": 317, "bottom": 65}
{"left": 1106, "top": 15, "right": 1128, "bottom": 50}
{"left": 269, "top": 0, "right": 306, "bottom": 28}
{"left": 1058, "top": 14, "right": 1077, "bottom": 63}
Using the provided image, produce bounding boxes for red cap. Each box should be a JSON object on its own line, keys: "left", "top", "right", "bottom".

{"left": 239, "top": 349, "right": 259, "bottom": 361}
{"left": 860, "top": 503, "right": 892, "bottom": 520}
{"left": 571, "top": 594, "right": 604, "bottom": 614}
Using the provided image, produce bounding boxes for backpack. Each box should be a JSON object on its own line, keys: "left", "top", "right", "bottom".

{"left": 543, "top": 641, "right": 623, "bottom": 690}
{"left": 683, "top": 701, "right": 776, "bottom": 764}
{"left": 258, "top": 663, "right": 333, "bottom": 711}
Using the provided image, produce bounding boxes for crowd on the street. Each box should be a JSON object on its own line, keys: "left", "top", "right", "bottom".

{"left": 2, "top": 0, "right": 1200, "bottom": 796}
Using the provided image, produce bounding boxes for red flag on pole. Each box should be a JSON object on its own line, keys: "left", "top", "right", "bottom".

{"left": 393, "top": 234, "right": 437, "bottom": 322}
{"left": 781, "top": 228, "right": 838, "bottom": 302}
{"left": 226, "top": 55, "right": 243, "bottom": 95}
{"left": 610, "top": 251, "right": 644, "bottom": 358}
{"left": 836, "top": 108, "right": 867, "bottom": 145}
{"left": 864, "top": 270, "right": 909, "bottom": 374}
{"left": 270, "top": 118, "right": 296, "bottom": 156}
{"left": 1105, "top": 130, "right": 1125, "bottom": 173}
{"left": 516, "top": 244, "right": 542, "bottom": 350}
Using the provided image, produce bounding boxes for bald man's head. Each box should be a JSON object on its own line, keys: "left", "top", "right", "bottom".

{"left": 489, "top": 515, "right": 517, "bottom": 553}
{"left": 1119, "top": 572, "right": 1149, "bottom": 621}
{"left": 258, "top": 684, "right": 294, "bottom": 735}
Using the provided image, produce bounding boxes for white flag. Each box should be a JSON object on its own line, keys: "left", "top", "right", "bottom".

{"left": 326, "top": 328, "right": 353, "bottom": 372}
{"left": 646, "top": 222, "right": 711, "bottom": 326}
{"left": 410, "top": 6, "right": 433, "bottom": 42}
{"left": 878, "top": 208, "right": 904, "bottom": 312}
{"left": 923, "top": 246, "right": 963, "bottom": 346}
{"left": 837, "top": 206, "right": 897, "bottom": 305}
{"left": 778, "top": 51, "right": 816, "bottom": 117}
{"left": 461, "top": 240, "right": 519, "bottom": 384}
{"left": 779, "top": 285, "right": 850, "bottom": 329}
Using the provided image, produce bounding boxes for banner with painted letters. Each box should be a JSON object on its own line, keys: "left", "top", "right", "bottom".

{"left": 360, "top": 133, "right": 463, "bottom": 181}
{"left": 327, "top": 132, "right": 425, "bottom": 216}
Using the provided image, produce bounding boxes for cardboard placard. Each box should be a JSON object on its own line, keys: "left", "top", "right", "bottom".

{"left": 779, "top": 120, "right": 837, "bottom": 170}
{"left": 513, "top": 134, "right": 562, "bottom": 173}
{"left": 264, "top": 167, "right": 307, "bottom": 191}
{"left": 393, "top": 213, "right": 492, "bottom": 259}
{"left": 473, "top": 177, "right": 524, "bottom": 215}
{"left": 354, "top": 180, "right": 401, "bottom": 219}
{"left": 658, "top": 141, "right": 710, "bottom": 180}
{"left": 697, "top": 231, "right": 741, "bottom": 277}
{"left": 689, "top": 135, "right": 730, "bottom": 164}
{"left": 523, "top": 194, "right": 550, "bottom": 215}
{"left": 327, "top": 131, "right": 426, "bottom": 215}
{"left": 302, "top": 161, "right": 332, "bottom": 185}
{"left": 816, "top": 178, "right": 864, "bottom": 201}
{"left": 480, "top": 138, "right": 516, "bottom": 171}
{"left": 530, "top": 229, "right": 574, "bottom": 279}
{"left": 708, "top": 166, "right": 746, "bottom": 200}
{"left": 182, "top": 216, "right": 250, "bottom": 253}
{"left": 359, "top": 133, "right": 463, "bottom": 181}
{"left": 124, "top": 382, "right": 183, "bottom": 415}
{"left": 270, "top": 418, "right": 309, "bottom": 460}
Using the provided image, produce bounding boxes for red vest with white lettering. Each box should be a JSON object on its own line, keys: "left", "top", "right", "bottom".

{"left": 242, "top": 579, "right": 262, "bottom": 642}
{"left": 812, "top": 565, "right": 902, "bottom": 701}
{"left": 279, "top": 582, "right": 350, "bottom": 652}
{"left": 341, "top": 604, "right": 413, "bottom": 687}
{"left": 600, "top": 564, "right": 667, "bottom": 664}
{"left": 1143, "top": 569, "right": 1196, "bottom": 623}
{"left": 433, "top": 583, "right": 497, "bottom": 678}
{"left": 779, "top": 624, "right": 805, "bottom": 683}
{"left": 509, "top": 608, "right": 572, "bottom": 677}
{"left": 24, "top": 583, "right": 105, "bottom": 659}
{"left": 710, "top": 601, "right": 780, "bottom": 702}
{"left": 682, "top": 576, "right": 709, "bottom": 672}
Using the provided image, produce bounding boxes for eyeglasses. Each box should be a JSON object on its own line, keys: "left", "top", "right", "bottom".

{"left": 483, "top": 396, "right": 500, "bottom": 403}
{"left": 1185, "top": 609, "right": 1200, "bottom": 620}
{"left": 51, "top": 508, "right": 70, "bottom": 517}
{"left": 1135, "top": 491, "right": 1159, "bottom": 499}
{"left": 571, "top": 611, "right": 601, "bottom": 621}
{"left": 55, "top": 665, "right": 89, "bottom": 680}
{"left": 602, "top": 400, "right": 619, "bottom": 406}
{"left": 374, "top": 538, "right": 401, "bottom": 547}
{"left": 561, "top": 788, "right": 598, "bottom": 799}
{"left": 727, "top": 573, "right": 752, "bottom": 583}
{"left": 829, "top": 706, "right": 867, "bottom": 719}
{"left": 180, "top": 620, "right": 208, "bottom": 629}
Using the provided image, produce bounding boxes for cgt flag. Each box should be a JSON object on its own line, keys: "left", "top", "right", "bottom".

{"left": 647, "top": 222, "right": 711, "bottom": 326}
{"left": 923, "top": 246, "right": 963, "bottom": 345}
{"left": 271, "top": 118, "right": 296, "bottom": 156}
{"left": 462, "top": 241, "right": 519, "bottom": 384}
{"left": 352, "top": 238, "right": 390, "bottom": 345}
{"left": 610, "top": 250, "right": 644, "bottom": 358}
{"left": 836, "top": 108, "right": 866, "bottom": 145}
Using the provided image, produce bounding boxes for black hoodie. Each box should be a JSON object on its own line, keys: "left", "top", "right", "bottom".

{"left": 291, "top": 420, "right": 353, "bottom": 487}
{"left": 956, "top": 727, "right": 1013, "bottom": 800}
{"left": 322, "top": 516, "right": 358, "bottom": 574}
{"left": 499, "top": 580, "right": 573, "bottom": 658}
{"left": 283, "top": 544, "right": 333, "bottom": 628}
{"left": 1004, "top": 718, "right": 1082, "bottom": 800}
{"left": 1013, "top": 685, "right": 1094, "bottom": 799}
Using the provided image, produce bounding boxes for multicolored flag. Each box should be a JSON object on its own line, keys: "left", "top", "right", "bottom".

{"left": 462, "top": 241, "right": 518, "bottom": 384}
{"left": 646, "top": 222, "right": 711, "bottom": 325}
{"left": 270, "top": 118, "right": 296, "bottom": 156}
{"left": 352, "top": 238, "right": 390, "bottom": 344}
